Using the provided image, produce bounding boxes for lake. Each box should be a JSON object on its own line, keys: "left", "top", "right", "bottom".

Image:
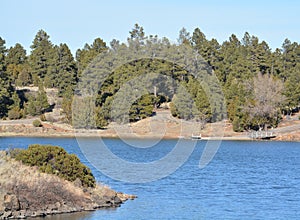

{"left": 0, "top": 137, "right": 299, "bottom": 219}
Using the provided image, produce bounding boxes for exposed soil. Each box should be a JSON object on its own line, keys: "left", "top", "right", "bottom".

{"left": 0, "top": 110, "right": 299, "bottom": 141}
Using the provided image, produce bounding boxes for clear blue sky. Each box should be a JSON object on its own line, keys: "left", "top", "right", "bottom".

{"left": 2, "top": 0, "right": 299, "bottom": 54}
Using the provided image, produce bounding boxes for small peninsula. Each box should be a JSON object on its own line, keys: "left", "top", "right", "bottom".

{"left": 0, "top": 146, "right": 135, "bottom": 219}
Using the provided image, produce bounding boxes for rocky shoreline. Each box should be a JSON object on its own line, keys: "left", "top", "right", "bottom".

{"left": 0, "top": 152, "right": 136, "bottom": 219}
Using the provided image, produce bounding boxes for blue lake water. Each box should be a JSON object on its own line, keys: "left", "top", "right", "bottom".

{"left": 0, "top": 137, "right": 299, "bottom": 219}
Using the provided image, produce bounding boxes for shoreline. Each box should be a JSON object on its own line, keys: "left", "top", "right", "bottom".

{"left": 0, "top": 131, "right": 299, "bottom": 142}
{"left": 1, "top": 116, "right": 300, "bottom": 142}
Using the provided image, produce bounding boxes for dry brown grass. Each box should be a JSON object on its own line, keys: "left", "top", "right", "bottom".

{"left": 0, "top": 152, "right": 85, "bottom": 209}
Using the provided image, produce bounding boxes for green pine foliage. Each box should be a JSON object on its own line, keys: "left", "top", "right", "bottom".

{"left": 0, "top": 79, "right": 14, "bottom": 118}
{"left": 7, "top": 92, "right": 22, "bottom": 119}
{"left": 11, "top": 144, "right": 96, "bottom": 188}
{"left": 15, "top": 64, "right": 32, "bottom": 86}
{"left": 0, "top": 37, "right": 15, "bottom": 118}
{"left": 25, "top": 84, "right": 50, "bottom": 116}
{"left": 72, "top": 96, "right": 97, "bottom": 129}
{"left": 129, "top": 94, "right": 155, "bottom": 121}
{"left": 76, "top": 38, "right": 107, "bottom": 76}
{"left": 0, "top": 37, "right": 7, "bottom": 72}
{"left": 47, "top": 44, "right": 78, "bottom": 94}
{"left": 29, "top": 30, "right": 54, "bottom": 84}
{"left": 5, "top": 43, "right": 28, "bottom": 84}
{"left": 61, "top": 86, "right": 74, "bottom": 123}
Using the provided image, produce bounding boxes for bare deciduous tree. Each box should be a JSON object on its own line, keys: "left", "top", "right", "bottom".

{"left": 244, "top": 73, "right": 285, "bottom": 130}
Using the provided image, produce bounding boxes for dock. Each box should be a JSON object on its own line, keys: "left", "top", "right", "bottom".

{"left": 191, "top": 134, "right": 202, "bottom": 140}
{"left": 249, "top": 131, "right": 276, "bottom": 140}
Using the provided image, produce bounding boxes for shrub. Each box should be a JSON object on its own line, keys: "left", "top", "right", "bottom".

{"left": 232, "top": 117, "right": 244, "bottom": 132}
{"left": 40, "top": 114, "right": 47, "bottom": 121}
{"left": 20, "top": 109, "right": 26, "bottom": 118}
{"left": 8, "top": 107, "right": 22, "bottom": 120}
{"left": 170, "top": 102, "right": 177, "bottom": 117}
{"left": 10, "top": 144, "right": 96, "bottom": 188}
{"left": 32, "top": 119, "right": 42, "bottom": 127}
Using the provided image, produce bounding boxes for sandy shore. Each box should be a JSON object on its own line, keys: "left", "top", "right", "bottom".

{"left": 0, "top": 127, "right": 296, "bottom": 142}
{"left": 1, "top": 111, "right": 300, "bottom": 142}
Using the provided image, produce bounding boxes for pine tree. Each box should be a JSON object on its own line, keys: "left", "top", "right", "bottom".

{"left": 0, "top": 37, "right": 7, "bottom": 73}
{"left": 61, "top": 86, "right": 74, "bottom": 123}
{"left": 5, "top": 43, "right": 26, "bottom": 65}
{"left": 284, "top": 64, "right": 300, "bottom": 110}
{"left": 72, "top": 96, "right": 97, "bottom": 129}
{"left": 0, "top": 79, "right": 13, "bottom": 118}
{"left": 171, "top": 85, "right": 196, "bottom": 120}
{"left": 95, "top": 106, "right": 109, "bottom": 128}
{"left": 177, "top": 27, "right": 191, "bottom": 45}
{"left": 127, "top": 23, "right": 146, "bottom": 51}
{"left": 129, "top": 94, "right": 155, "bottom": 121}
{"left": 242, "top": 35, "right": 272, "bottom": 75}
{"left": 15, "top": 64, "right": 32, "bottom": 86}
{"left": 5, "top": 43, "right": 28, "bottom": 83}
{"left": 192, "top": 28, "right": 209, "bottom": 59}
{"left": 25, "top": 96, "right": 37, "bottom": 116}
{"left": 0, "top": 37, "right": 14, "bottom": 118}
{"left": 29, "top": 30, "right": 54, "bottom": 85}
{"left": 76, "top": 38, "right": 107, "bottom": 76}
{"left": 7, "top": 91, "right": 22, "bottom": 119}
{"left": 36, "top": 83, "right": 50, "bottom": 113}
{"left": 217, "top": 34, "right": 243, "bottom": 84}
{"left": 25, "top": 82, "right": 50, "bottom": 116}
{"left": 47, "top": 44, "right": 77, "bottom": 94}
{"left": 95, "top": 96, "right": 113, "bottom": 128}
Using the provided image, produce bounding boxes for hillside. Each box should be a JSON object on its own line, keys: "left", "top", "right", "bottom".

{"left": 1, "top": 26, "right": 300, "bottom": 134}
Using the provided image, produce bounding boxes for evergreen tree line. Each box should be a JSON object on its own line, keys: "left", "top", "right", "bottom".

{"left": 0, "top": 24, "right": 299, "bottom": 131}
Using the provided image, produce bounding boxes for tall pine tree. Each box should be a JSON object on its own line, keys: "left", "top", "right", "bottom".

{"left": 0, "top": 37, "right": 14, "bottom": 118}
{"left": 6, "top": 43, "right": 28, "bottom": 83}
{"left": 47, "top": 43, "right": 77, "bottom": 94}
{"left": 29, "top": 30, "right": 54, "bottom": 85}
{"left": 76, "top": 37, "right": 107, "bottom": 76}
